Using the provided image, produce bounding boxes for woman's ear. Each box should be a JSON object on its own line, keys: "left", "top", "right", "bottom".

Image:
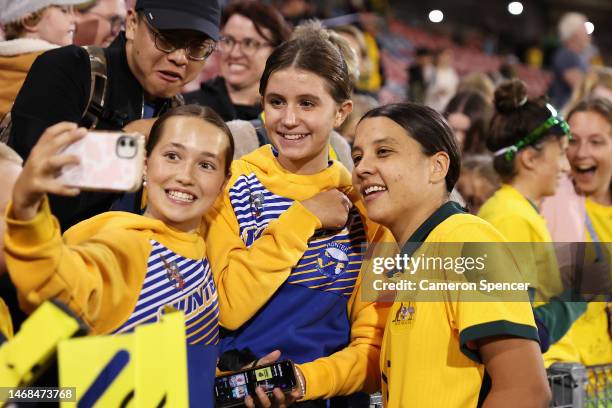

{"left": 20, "top": 13, "right": 41, "bottom": 34}
{"left": 517, "top": 147, "right": 539, "bottom": 172}
{"left": 429, "top": 151, "right": 450, "bottom": 186}
{"left": 334, "top": 100, "right": 354, "bottom": 128}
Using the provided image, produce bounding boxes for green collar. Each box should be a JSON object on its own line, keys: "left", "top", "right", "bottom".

{"left": 400, "top": 201, "right": 466, "bottom": 257}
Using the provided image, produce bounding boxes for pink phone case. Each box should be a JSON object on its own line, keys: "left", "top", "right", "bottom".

{"left": 57, "top": 131, "right": 145, "bottom": 192}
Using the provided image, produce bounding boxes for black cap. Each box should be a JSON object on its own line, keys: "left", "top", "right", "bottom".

{"left": 135, "top": 0, "right": 220, "bottom": 40}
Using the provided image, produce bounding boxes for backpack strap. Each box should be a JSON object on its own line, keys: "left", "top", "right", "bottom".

{"left": 81, "top": 46, "right": 108, "bottom": 129}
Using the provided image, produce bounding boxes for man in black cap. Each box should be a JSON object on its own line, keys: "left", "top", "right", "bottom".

{"left": 7, "top": 0, "right": 221, "bottom": 231}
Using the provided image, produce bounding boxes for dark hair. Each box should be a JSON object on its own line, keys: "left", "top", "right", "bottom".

{"left": 567, "top": 97, "right": 612, "bottom": 126}
{"left": 360, "top": 102, "right": 461, "bottom": 192}
{"left": 444, "top": 90, "right": 493, "bottom": 154}
{"left": 488, "top": 79, "right": 565, "bottom": 182}
{"left": 221, "top": 0, "right": 291, "bottom": 47}
{"left": 147, "top": 105, "right": 235, "bottom": 175}
{"left": 259, "top": 26, "right": 352, "bottom": 103}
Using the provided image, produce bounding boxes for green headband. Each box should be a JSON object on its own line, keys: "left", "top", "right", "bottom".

{"left": 493, "top": 103, "right": 572, "bottom": 162}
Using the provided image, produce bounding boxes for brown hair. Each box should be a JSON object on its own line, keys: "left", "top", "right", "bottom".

{"left": 444, "top": 90, "right": 494, "bottom": 154}
{"left": 567, "top": 97, "right": 612, "bottom": 127}
{"left": 488, "top": 79, "right": 566, "bottom": 182}
{"left": 147, "top": 105, "right": 235, "bottom": 175}
{"left": 564, "top": 67, "right": 612, "bottom": 115}
{"left": 221, "top": 0, "right": 291, "bottom": 47}
{"left": 3, "top": 9, "right": 46, "bottom": 40}
{"left": 259, "top": 22, "right": 352, "bottom": 103}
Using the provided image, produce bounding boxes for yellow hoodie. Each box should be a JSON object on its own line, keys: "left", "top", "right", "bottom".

{"left": 4, "top": 198, "right": 219, "bottom": 345}
{"left": 205, "top": 145, "right": 391, "bottom": 400}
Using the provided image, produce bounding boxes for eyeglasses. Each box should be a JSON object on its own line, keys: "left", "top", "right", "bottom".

{"left": 218, "top": 35, "right": 271, "bottom": 56}
{"left": 88, "top": 11, "right": 125, "bottom": 33}
{"left": 143, "top": 18, "right": 216, "bottom": 61}
{"left": 494, "top": 103, "right": 573, "bottom": 161}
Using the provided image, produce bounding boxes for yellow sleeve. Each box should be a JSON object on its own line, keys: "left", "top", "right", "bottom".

{"left": 3, "top": 199, "right": 149, "bottom": 334}
{"left": 455, "top": 301, "right": 539, "bottom": 363}
{"left": 443, "top": 219, "right": 539, "bottom": 363}
{"left": 297, "top": 275, "right": 390, "bottom": 400}
{"left": 297, "top": 225, "right": 393, "bottom": 400}
{"left": 205, "top": 193, "right": 321, "bottom": 330}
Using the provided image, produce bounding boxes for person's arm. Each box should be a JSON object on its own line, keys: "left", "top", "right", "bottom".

{"left": 206, "top": 169, "right": 353, "bottom": 330}
{"left": 4, "top": 198, "right": 149, "bottom": 334}
{"left": 3, "top": 123, "right": 149, "bottom": 334}
{"left": 562, "top": 68, "right": 584, "bottom": 90}
{"left": 295, "top": 225, "right": 393, "bottom": 400}
{"left": 205, "top": 193, "right": 320, "bottom": 330}
{"left": 296, "top": 279, "right": 390, "bottom": 400}
{"left": 479, "top": 336, "right": 551, "bottom": 408}
{"left": 9, "top": 46, "right": 90, "bottom": 159}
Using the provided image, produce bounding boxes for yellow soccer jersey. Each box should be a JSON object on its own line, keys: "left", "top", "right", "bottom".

{"left": 380, "top": 203, "right": 538, "bottom": 408}
{"left": 544, "top": 301, "right": 611, "bottom": 366}
{"left": 478, "top": 184, "right": 563, "bottom": 301}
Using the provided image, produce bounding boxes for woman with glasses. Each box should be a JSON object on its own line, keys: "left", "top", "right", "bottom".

{"left": 74, "top": 0, "right": 127, "bottom": 47}
{"left": 184, "top": 0, "right": 291, "bottom": 122}
{"left": 478, "top": 79, "right": 588, "bottom": 351}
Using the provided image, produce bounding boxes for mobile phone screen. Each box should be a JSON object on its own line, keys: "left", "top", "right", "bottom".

{"left": 215, "top": 360, "right": 297, "bottom": 406}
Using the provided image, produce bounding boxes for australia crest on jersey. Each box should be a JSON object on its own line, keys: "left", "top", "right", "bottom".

{"left": 392, "top": 301, "right": 416, "bottom": 325}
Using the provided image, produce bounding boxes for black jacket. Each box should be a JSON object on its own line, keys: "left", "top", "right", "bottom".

{"left": 8, "top": 33, "right": 172, "bottom": 231}
{"left": 183, "top": 76, "right": 260, "bottom": 121}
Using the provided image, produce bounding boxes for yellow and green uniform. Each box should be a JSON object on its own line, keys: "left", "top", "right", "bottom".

{"left": 380, "top": 201, "right": 539, "bottom": 408}
{"left": 205, "top": 145, "right": 391, "bottom": 400}
{"left": 544, "top": 199, "right": 612, "bottom": 366}
{"left": 478, "top": 184, "right": 585, "bottom": 346}
{"left": 478, "top": 184, "right": 563, "bottom": 299}
{"left": 4, "top": 198, "right": 219, "bottom": 343}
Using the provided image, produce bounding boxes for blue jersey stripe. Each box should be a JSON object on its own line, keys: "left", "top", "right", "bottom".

{"left": 113, "top": 240, "right": 219, "bottom": 345}
{"left": 229, "top": 174, "right": 367, "bottom": 299}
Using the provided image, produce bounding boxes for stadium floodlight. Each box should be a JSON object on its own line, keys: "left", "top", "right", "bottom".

{"left": 429, "top": 10, "right": 444, "bottom": 23}
{"left": 585, "top": 21, "right": 594, "bottom": 35}
{"left": 508, "top": 2, "right": 523, "bottom": 15}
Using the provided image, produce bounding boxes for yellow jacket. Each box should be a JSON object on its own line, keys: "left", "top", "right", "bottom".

{"left": 4, "top": 198, "right": 215, "bottom": 340}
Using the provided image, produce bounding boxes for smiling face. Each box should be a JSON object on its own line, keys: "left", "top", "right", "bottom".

{"left": 35, "top": 5, "right": 76, "bottom": 46}
{"left": 144, "top": 116, "right": 230, "bottom": 232}
{"left": 125, "top": 11, "right": 209, "bottom": 99}
{"left": 220, "top": 14, "right": 274, "bottom": 91}
{"left": 352, "top": 116, "right": 447, "bottom": 241}
{"left": 567, "top": 111, "right": 612, "bottom": 202}
{"left": 263, "top": 67, "right": 352, "bottom": 174}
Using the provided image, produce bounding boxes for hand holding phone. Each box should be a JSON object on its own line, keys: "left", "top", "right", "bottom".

{"left": 11, "top": 122, "right": 86, "bottom": 221}
{"left": 215, "top": 360, "right": 300, "bottom": 407}
{"left": 56, "top": 130, "right": 145, "bottom": 192}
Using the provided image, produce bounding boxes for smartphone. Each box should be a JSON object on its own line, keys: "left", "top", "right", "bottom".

{"left": 215, "top": 360, "right": 298, "bottom": 407}
{"left": 57, "top": 131, "right": 145, "bottom": 192}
